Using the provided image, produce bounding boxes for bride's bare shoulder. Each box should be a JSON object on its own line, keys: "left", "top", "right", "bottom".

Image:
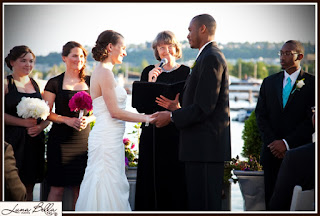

{"left": 92, "top": 66, "right": 115, "bottom": 88}
{"left": 93, "top": 65, "right": 113, "bottom": 78}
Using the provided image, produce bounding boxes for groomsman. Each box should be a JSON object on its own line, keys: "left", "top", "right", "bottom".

{"left": 255, "top": 40, "right": 315, "bottom": 210}
{"left": 152, "top": 14, "right": 231, "bottom": 210}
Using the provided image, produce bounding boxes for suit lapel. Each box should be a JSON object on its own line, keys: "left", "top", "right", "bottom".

{"left": 277, "top": 71, "right": 285, "bottom": 110}
{"left": 183, "top": 42, "right": 213, "bottom": 90}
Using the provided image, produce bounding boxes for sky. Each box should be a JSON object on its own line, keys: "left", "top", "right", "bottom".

{"left": 3, "top": 3, "right": 317, "bottom": 56}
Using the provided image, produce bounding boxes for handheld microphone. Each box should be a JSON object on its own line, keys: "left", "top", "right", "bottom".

{"left": 152, "top": 58, "right": 168, "bottom": 80}
{"left": 159, "top": 58, "right": 168, "bottom": 68}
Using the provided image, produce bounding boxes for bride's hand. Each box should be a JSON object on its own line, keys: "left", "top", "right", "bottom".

{"left": 156, "top": 93, "right": 180, "bottom": 111}
{"left": 80, "top": 116, "right": 89, "bottom": 130}
{"left": 148, "top": 67, "right": 162, "bottom": 82}
{"left": 148, "top": 115, "right": 155, "bottom": 123}
{"left": 65, "top": 117, "right": 81, "bottom": 131}
{"left": 144, "top": 114, "right": 155, "bottom": 127}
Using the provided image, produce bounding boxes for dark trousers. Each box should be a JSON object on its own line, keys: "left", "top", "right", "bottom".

{"left": 184, "top": 161, "right": 224, "bottom": 211}
{"left": 269, "top": 143, "right": 315, "bottom": 210}
{"left": 262, "top": 151, "right": 282, "bottom": 210}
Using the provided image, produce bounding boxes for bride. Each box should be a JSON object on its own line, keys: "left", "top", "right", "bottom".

{"left": 75, "top": 30, "right": 153, "bottom": 211}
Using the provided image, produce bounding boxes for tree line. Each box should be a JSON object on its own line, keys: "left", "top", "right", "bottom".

{"left": 4, "top": 41, "right": 315, "bottom": 80}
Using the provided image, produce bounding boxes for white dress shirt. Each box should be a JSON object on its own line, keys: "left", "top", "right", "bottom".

{"left": 283, "top": 67, "right": 301, "bottom": 88}
{"left": 195, "top": 40, "right": 215, "bottom": 61}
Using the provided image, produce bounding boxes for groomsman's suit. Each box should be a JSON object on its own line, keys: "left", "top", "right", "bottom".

{"left": 269, "top": 142, "right": 315, "bottom": 210}
{"left": 172, "top": 41, "right": 231, "bottom": 210}
{"left": 255, "top": 68, "right": 315, "bottom": 209}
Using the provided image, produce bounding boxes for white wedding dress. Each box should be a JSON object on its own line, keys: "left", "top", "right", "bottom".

{"left": 75, "top": 85, "right": 131, "bottom": 211}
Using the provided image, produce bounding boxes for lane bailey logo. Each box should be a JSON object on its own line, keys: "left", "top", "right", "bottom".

{"left": 0, "top": 202, "right": 62, "bottom": 216}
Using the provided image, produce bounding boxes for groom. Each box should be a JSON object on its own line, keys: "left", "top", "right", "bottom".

{"left": 151, "top": 14, "right": 231, "bottom": 210}
{"left": 255, "top": 40, "right": 315, "bottom": 210}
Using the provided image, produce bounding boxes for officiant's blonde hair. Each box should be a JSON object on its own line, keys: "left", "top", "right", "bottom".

{"left": 152, "top": 31, "right": 182, "bottom": 61}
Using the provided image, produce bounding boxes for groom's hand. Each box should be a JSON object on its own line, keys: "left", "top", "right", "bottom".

{"left": 151, "top": 111, "right": 171, "bottom": 128}
{"left": 268, "top": 140, "right": 286, "bottom": 159}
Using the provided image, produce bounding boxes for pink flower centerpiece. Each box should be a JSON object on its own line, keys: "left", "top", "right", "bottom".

{"left": 68, "top": 91, "right": 93, "bottom": 118}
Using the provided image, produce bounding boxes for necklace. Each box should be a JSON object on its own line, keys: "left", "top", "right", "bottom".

{"left": 161, "top": 64, "right": 179, "bottom": 73}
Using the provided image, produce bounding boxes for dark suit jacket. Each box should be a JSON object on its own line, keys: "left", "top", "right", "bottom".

{"left": 4, "top": 142, "right": 27, "bottom": 201}
{"left": 269, "top": 142, "right": 315, "bottom": 210}
{"left": 255, "top": 70, "right": 315, "bottom": 165}
{"left": 172, "top": 42, "right": 231, "bottom": 162}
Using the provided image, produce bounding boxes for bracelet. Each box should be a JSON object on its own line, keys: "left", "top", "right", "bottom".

{"left": 145, "top": 115, "right": 149, "bottom": 127}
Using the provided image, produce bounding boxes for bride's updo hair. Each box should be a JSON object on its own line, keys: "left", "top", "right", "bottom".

{"left": 92, "top": 30, "right": 124, "bottom": 62}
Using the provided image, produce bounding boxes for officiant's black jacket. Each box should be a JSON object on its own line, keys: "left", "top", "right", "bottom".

{"left": 172, "top": 42, "right": 231, "bottom": 162}
{"left": 256, "top": 70, "right": 315, "bottom": 165}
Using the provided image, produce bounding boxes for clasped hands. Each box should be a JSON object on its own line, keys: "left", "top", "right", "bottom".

{"left": 150, "top": 93, "right": 180, "bottom": 128}
{"left": 268, "top": 140, "right": 287, "bottom": 159}
{"left": 66, "top": 116, "right": 89, "bottom": 131}
{"left": 24, "top": 118, "right": 42, "bottom": 137}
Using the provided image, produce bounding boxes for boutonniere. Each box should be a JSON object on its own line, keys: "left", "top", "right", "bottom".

{"left": 291, "top": 78, "right": 305, "bottom": 94}
{"left": 190, "top": 60, "right": 197, "bottom": 74}
{"left": 191, "top": 60, "right": 197, "bottom": 69}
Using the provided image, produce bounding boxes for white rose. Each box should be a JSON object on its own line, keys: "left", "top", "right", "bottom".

{"left": 296, "top": 79, "right": 305, "bottom": 89}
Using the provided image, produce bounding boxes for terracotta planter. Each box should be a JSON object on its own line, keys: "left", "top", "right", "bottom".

{"left": 233, "top": 170, "right": 266, "bottom": 211}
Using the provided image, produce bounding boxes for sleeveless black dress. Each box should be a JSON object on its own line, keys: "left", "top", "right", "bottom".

{"left": 5, "top": 75, "right": 45, "bottom": 184}
{"left": 135, "top": 65, "right": 190, "bottom": 210}
{"left": 44, "top": 73, "right": 90, "bottom": 187}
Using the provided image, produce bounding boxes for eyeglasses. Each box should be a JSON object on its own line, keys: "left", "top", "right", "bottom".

{"left": 158, "top": 45, "right": 175, "bottom": 51}
{"left": 278, "top": 51, "right": 299, "bottom": 56}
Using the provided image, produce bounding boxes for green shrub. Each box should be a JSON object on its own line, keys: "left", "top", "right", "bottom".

{"left": 241, "top": 110, "right": 263, "bottom": 159}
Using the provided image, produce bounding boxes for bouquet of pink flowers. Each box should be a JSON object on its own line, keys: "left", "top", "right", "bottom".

{"left": 68, "top": 91, "right": 93, "bottom": 118}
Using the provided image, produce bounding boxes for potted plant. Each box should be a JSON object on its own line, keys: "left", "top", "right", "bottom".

{"left": 123, "top": 123, "right": 141, "bottom": 210}
{"left": 241, "top": 110, "right": 263, "bottom": 159}
{"left": 123, "top": 137, "right": 138, "bottom": 180}
{"left": 232, "top": 110, "right": 266, "bottom": 211}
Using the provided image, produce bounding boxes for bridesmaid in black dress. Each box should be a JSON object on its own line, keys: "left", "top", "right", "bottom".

{"left": 4, "top": 46, "right": 50, "bottom": 201}
{"left": 135, "top": 31, "right": 189, "bottom": 210}
{"left": 43, "top": 41, "right": 95, "bottom": 210}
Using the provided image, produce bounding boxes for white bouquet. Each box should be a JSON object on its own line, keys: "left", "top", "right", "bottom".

{"left": 16, "top": 97, "right": 50, "bottom": 121}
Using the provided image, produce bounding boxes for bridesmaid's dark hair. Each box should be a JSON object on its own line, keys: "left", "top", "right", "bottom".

{"left": 62, "top": 41, "right": 88, "bottom": 82}
{"left": 5, "top": 45, "right": 36, "bottom": 71}
{"left": 92, "top": 30, "right": 124, "bottom": 62}
{"left": 152, "top": 31, "right": 182, "bottom": 61}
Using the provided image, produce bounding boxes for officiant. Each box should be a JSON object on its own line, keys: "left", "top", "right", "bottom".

{"left": 134, "top": 31, "right": 189, "bottom": 211}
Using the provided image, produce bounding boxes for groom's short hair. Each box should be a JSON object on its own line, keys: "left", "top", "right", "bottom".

{"left": 285, "top": 40, "right": 305, "bottom": 55}
{"left": 192, "top": 14, "right": 216, "bottom": 36}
